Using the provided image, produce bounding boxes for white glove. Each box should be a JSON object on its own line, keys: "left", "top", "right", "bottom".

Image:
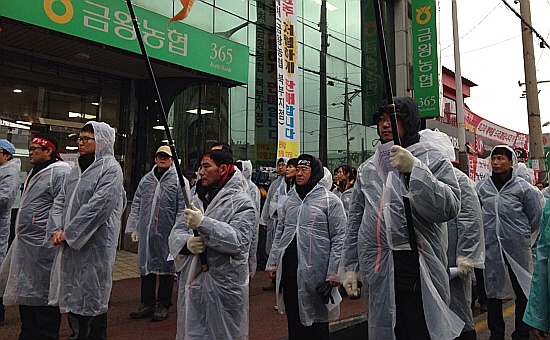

{"left": 457, "top": 256, "right": 474, "bottom": 279}
{"left": 343, "top": 271, "right": 359, "bottom": 298}
{"left": 186, "top": 236, "right": 205, "bottom": 254}
{"left": 184, "top": 204, "right": 204, "bottom": 230}
{"left": 131, "top": 232, "right": 139, "bottom": 242}
{"left": 390, "top": 145, "right": 419, "bottom": 173}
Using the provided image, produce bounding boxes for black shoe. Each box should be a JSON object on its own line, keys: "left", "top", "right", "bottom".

{"left": 151, "top": 304, "right": 168, "bottom": 322}
{"left": 129, "top": 304, "right": 155, "bottom": 319}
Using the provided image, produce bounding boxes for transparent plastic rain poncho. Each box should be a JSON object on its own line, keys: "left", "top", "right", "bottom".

{"left": 169, "top": 170, "right": 256, "bottom": 340}
{"left": 48, "top": 121, "right": 127, "bottom": 316}
{"left": 238, "top": 160, "right": 261, "bottom": 279}
{"left": 420, "top": 129, "right": 484, "bottom": 332}
{"left": 342, "top": 140, "right": 465, "bottom": 340}
{"left": 523, "top": 197, "right": 550, "bottom": 332}
{"left": 517, "top": 162, "right": 546, "bottom": 207}
{"left": 0, "top": 157, "right": 20, "bottom": 266}
{"left": 476, "top": 145, "right": 543, "bottom": 300}
{"left": 261, "top": 176, "right": 282, "bottom": 255}
{"left": 125, "top": 164, "right": 188, "bottom": 276}
{"left": 0, "top": 161, "right": 70, "bottom": 306}
{"left": 266, "top": 183, "right": 346, "bottom": 326}
{"left": 260, "top": 158, "right": 288, "bottom": 255}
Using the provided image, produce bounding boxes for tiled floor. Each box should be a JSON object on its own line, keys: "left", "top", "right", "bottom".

{"left": 112, "top": 250, "right": 139, "bottom": 281}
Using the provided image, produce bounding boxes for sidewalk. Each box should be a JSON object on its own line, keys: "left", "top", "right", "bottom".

{"left": 1, "top": 250, "right": 367, "bottom": 339}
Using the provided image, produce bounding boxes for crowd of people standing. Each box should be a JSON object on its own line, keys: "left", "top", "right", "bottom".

{"left": 0, "top": 96, "right": 550, "bottom": 340}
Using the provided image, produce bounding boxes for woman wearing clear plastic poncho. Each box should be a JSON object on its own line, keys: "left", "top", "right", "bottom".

{"left": 476, "top": 145, "right": 542, "bottom": 340}
{"left": 47, "top": 121, "right": 126, "bottom": 337}
{"left": 420, "top": 129, "right": 485, "bottom": 339}
{"left": 341, "top": 97, "right": 464, "bottom": 340}
{"left": 169, "top": 150, "right": 256, "bottom": 340}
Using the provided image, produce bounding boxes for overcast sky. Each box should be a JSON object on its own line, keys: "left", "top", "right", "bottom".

{"left": 438, "top": 0, "right": 550, "bottom": 134}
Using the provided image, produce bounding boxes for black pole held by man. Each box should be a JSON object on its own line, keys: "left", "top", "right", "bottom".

{"left": 371, "top": 0, "right": 419, "bottom": 261}
{"left": 125, "top": 0, "right": 208, "bottom": 272}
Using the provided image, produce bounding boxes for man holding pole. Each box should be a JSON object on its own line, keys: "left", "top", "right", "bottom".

{"left": 169, "top": 149, "right": 256, "bottom": 339}
{"left": 342, "top": 97, "right": 463, "bottom": 339}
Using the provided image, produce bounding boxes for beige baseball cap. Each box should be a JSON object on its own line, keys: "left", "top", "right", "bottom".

{"left": 155, "top": 145, "right": 172, "bottom": 157}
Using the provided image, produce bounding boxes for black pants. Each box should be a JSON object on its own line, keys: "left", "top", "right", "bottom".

{"left": 456, "top": 329, "right": 477, "bottom": 340}
{"left": 282, "top": 274, "right": 329, "bottom": 340}
{"left": 19, "top": 305, "right": 61, "bottom": 340}
{"left": 141, "top": 274, "right": 174, "bottom": 308}
{"left": 394, "top": 289, "right": 430, "bottom": 340}
{"left": 256, "top": 224, "right": 268, "bottom": 270}
{"left": 487, "top": 258, "right": 529, "bottom": 340}
{"left": 68, "top": 312, "right": 107, "bottom": 340}
{"left": 474, "top": 268, "right": 488, "bottom": 306}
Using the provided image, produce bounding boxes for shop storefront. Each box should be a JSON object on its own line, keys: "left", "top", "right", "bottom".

{"left": 0, "top": 0, "right": 249, "bottom": 248}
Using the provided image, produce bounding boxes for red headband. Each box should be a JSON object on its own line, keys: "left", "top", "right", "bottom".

{"left": 32, "top": 137, "right": 62, "bottom": 160}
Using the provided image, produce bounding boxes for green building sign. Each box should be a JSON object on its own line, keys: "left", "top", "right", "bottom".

{"left": 1, "top": 0, "right": 249, "bottom": 84}
{"left": 411, "top": 0, "right": 440, "bottom": 118}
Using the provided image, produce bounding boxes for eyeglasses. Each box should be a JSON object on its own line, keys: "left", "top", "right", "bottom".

{"left": 77, "top": 136, "right": 95, "bottom": 144}
{"left": 28, "top": 146, "right": 46, "bottom": 152}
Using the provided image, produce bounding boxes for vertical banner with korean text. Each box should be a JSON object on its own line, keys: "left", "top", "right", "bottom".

{"left": 255, "top": 0, "right": 278, "bottom": 165}
{"left": 411, "top": 0, "right": 441, "bottom": 118}
{"left": 276, "top": 0, "right": 300, "bottom": 158}
{"left": 361, "top": 0, "right": 384, "bottom": 126}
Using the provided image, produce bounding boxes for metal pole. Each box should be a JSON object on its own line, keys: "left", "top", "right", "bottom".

{"left": 319, "top": 0, "right": 328, "bottom": 164}
{"left": 372, "top": 0, "right": 417, "bottom": 260}
{"left": 519, "top": 0, "right": 546, "bottom": 181}
{"left": 125, "top": 0, "right": 208, "bottom": 272}
{"left": 344, "top": 78, "right": 351, "bottom": 164}
{"left": 452, "top": 0, "right": 468, "bottom": 173}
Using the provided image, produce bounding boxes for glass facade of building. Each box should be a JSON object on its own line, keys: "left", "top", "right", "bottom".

{"left": 0, "top": 0, "right": 401, "bottom": 186}
{"left": 133, "top": 0, "right": 391, "bottom": 170}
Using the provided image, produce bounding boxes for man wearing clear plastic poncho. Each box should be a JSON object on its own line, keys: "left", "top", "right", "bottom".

{"left": 0, "top": 139, "right": 21, "bottom": 326}
{"left": 476, "top": 145, "right": 542, "bottom": 340}
{"left": 0, "top": 134, "right": 70, "bottom": 338}
{"left": 48, "top": 121, "right": 126, "bottom": 339}
{"left": 266, "top": 154, "right": 346, "bottom": 340}
{"left": 126, "top": 145, "right": 189, "bottom": 322}
{"left": 420, "top": 129, "right": 485, "bottom": 340}
{"left": 341, "top": 97, "right": 463, "bottom": 340}
{"left": 236, "top": 159, "right": 261, "bottom": 280}
{"left": 169, "top": 149, "right": 256, "bottom": 340}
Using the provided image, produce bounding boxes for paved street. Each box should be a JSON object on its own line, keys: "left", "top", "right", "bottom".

{"left": 0, "top": 251, "right": 537, "bottom": 339}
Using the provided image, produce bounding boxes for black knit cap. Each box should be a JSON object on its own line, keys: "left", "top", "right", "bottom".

{"left": 374, "top": 96, "right": 421, "bottom": 148}
{"left": 296, "top": 154, "right": 324, "bottom": 199}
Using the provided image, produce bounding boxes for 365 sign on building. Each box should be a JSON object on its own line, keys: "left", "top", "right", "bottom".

{"left": 1, "top": 0, "right": 249, "bottom": 84}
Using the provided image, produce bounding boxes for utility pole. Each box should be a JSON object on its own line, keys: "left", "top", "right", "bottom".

{"left": 344, "top": 78, "right": 351, "bottom": 164}
{"left": 519, "top": 0, "right": 546, "bottom": 181}
{"left": 452, "top": 0, "right": 468, "bottom": 173}
{"left": 319, "top": 0, "right": 328, "bottom": 165}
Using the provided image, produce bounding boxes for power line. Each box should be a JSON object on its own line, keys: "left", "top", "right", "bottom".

{"left": 501, "top": 0, "right": 550, "bottom": 49}
{"left": 442, "top": 0, "right": 501, "bottom": 51}
{"left": 441, "top": 34, "right": 521, "bottom": 58}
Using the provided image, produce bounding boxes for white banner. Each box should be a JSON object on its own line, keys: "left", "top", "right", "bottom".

{"left": 275, "top": 0, "right": 300, "bottom": 158}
